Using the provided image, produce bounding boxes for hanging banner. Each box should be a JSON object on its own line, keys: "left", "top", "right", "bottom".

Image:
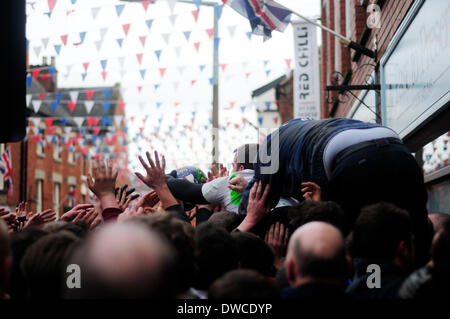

{"left": 292, "top": 20, "right": 320, "bottom": 119}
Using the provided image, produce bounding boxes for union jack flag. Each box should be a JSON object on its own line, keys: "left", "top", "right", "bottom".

{"left": 0, "top": 148, "right": 13, "bottom": 196}
{"left": 226, "top": 0, "right": 293, "bottom": 40}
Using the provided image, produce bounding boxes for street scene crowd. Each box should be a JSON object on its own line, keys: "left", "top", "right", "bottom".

{"left": 0, "top": 118, "right": 448, "bottom": 300}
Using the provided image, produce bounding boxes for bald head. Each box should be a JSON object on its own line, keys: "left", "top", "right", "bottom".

{"left": 286, "top": 222, "right": 346, "bottom": 287}
{"left": 72, "top": 222, "right": 175, "bottom": 298}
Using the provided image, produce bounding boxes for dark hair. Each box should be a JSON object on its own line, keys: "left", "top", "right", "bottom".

{"left": 292, "top": 237, "right": 346, "bottom": 280}
{"left": 44, "top": 221, "right": 90, "bottom": 239}
{"left": 20, "top": 231, "right": 80, "bottom": 299}
{"left": 231, "top": 232, "right": 275, "bottom": 277}
{"left": 130, "top": 213, "right": 196, "bottom": 293}
{"left": 431, "top": 219, "right": 450, "bottom": 266}
{"left": 207, "top": 211, "right": 244, "bottom": 232}
{"left": 8, "top": 227, "right": 49, "bottom": 299}
{"left": 351, "top": 202, "right": 412, "bottom": 260}
{"left": 194, "top": 223, "right": 238, "bottom": 289}
{"left": 209, "top": 269, "right": 280, "bottom": 299}
{"left": 235, "top": 143, "right": 259, "bottom": 170}
{"left": 288, "top": 201, "right": 345, "bottom": 233}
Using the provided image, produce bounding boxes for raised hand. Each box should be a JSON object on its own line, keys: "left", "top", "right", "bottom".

{"left": 25, "top": 209, "right": 57, "bottom": 228}
{"left": 87, "top": 159, "right": 118, "bottom": 197}
{"left": 265, "top": 222, "right": 289, "bottom": 270}
{"left": 135, "top": 190, "right": 160, "bottom": 210}
{"left": 115, "top": 184, "right": 140, "bottom": 210}
{"left": 237, "top": 181, "right": 270, "bottom": 232}
{"left": 135, "top": 151, "right": 166, "bottom": 190}
{"left": 301, "top": 182, "right": 322, "bottom": 202}
{"left": 60, "top": 204, "right": 94, "bottom": 222}
{"left": 117, "top": 206, "right": 146, "bottom": 222}
{"left": 0, "top": 208, "right": 18, "bottom": 232}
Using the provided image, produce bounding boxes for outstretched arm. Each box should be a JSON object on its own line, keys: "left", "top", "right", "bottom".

{"left": 135, "top": 151, "right": 180, "bottom": 210}
{"left": 165, "top": 174, "right": 209, "bottom": 204}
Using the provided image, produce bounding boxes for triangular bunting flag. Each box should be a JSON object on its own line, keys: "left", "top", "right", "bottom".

{"left": 169, "top": 14, "right": 177, "bottom": 25}
{"left": 206, "top": 28, "right": 215, "bottom": 39}
{"left": 48, "top": 0, "right": 57, "bottom": 12}
{"left": 81, "top": 73, "right": 87, "bottom": 81}
{"left": 199, "top": 65, "right": 206, "bottom": 72}
{"left": 214, "top": 4, "right": 223, "bottom": 19}
{"left": 32, "top": 68, "right": 41, "bottom": 79}
{"left": 33, "top": 46, "right": 42, "bottom": 57}
{"left": 32, "top": 100, "right": 42, "bottom": 113}
{"left": 103, "top": 89, "right": 111, "bottom": 99}
{"left": 139, "top": 69, "right": 146, "bottom": 80}
{"left": 161, "top": 33, "right": 170, "bottom": 44}
{"left": 27, "top": 75, "right": 32, "bottom": 88}
{"left": 154, "top": 50, "right": 162, "bottom": 61}
{"left": 94, "top": 40, "right": 103, "bottom": 52}
{"left": 101, "top": 72, "right": 107, "bottom": 81}
{"left": 159, "top": 68, "right": 166, "bottom": 77}
{"left": 119, "top": 102, "right": 126, "bottom": 113}
{"left": 192, "top": 10, "right": 199, "bottom": 22}
{"left": 116, "top": 38, "right": 124, "bottom": 48}
{"left": 54, "top": 45, "right": 62, "bottom": 55}
{"left": 136, "top": 53, "right": 144, "bottom": 65}
{"left": 93, "top": 127, "right": 101, "bottom": 135}
{"left": 183, "top": 31, "right": 191, "bottom": 41}
{"left": 84, "top": 101, "right": 95, "bottom": 113}
{"left": 73, "top": 117, "right": 84, "bottom": 127}
{"left": 51, "top": 101, "right": 59, "bottom": 113}
{"left": 115, "top": 4, "right": 125, "bottom": 17}
{"left": 99, "top": 27, "right": 108, "bottom": 41}
{"left": 69, "top": 91, "right": 79, "bottom": 103}
{"left": 122, "top": 24, "right": 131, "bottom": 36}
{"left": 83, "top": 62, "right": 90, "bottom": 72}
{"left": 61, "top": 35, "right": 68, "bottom": 46}
{"left": 285, "top": 58, "right": 292, "bottom": 69}
{"left": 41, "top": 38, "right": 50, "bottom": 49}
{"left": 26, "top": 94, "right": 32, "bottom": 106}
{"left": 91, "top": 7, "right": 101, "bottom": 20}
{"left": 141, "top": 1, "right": 151, "bottom": 11}
{"left": 139, "top": 36, "right": 146, "bottom": 47}
{"left": 167, "top": 0, "right": 177, "bottom": 12}
{"left": 145, "top": 19, "right": 153, "bottom": 31}
{"left": 193, "top": 0, "right": 202, "bottom": 10}
{"left": 45, "top": 118, "right": 54, "bottom": 127}
{"left": 68, "top": 101, "right": 77, "bottom": 113}
{"left": 102, "top": 101, "right": 111, "bottom": 113}
{"left": 194, "top": 42, "right": 200, "bottom": 52}
{"left": 100, "top": 59, "right": 107, "bottom": 71}
{"left": 228, "top": 25, "right": 236, "bottom": 37}
{"left": 85, "top": 90, "right": 94, "bottom": 100}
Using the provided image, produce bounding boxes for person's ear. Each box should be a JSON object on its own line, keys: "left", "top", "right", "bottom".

{"left": 286, "top": 258, "right": 297, "bottom": 287}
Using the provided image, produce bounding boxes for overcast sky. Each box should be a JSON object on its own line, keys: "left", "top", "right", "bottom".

{"left": 26, "top": 0, "right": 321, "bottom": 173}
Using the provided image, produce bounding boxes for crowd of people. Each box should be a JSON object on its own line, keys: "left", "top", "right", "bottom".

{"left": 0, "top": 118, "right": 449, "bottom": 300}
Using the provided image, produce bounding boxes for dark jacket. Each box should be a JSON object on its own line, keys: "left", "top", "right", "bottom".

{"left": 239, "top": 118, "right": 381, "bottom": 213}
{"left": 282, "top": 282, "right": 348, "bottom": 300}
{"left": 346, "top": 258, "right": 408, "bottom": 299}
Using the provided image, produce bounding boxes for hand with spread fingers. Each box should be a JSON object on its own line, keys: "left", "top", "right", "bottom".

{"left": 60, "top": 204, "right": 94, "bottom": 222}
{"left": 135, "top": 151, "right": 177, "bottom": 210}
{"left": 135, "top": 151, "right": 166, "bottom": 190}
{"left": 25, "top": 209, "right": 57, "bottom": 228}
{"left": 0, "top": 208, "right": 18, "bottom": 233}
{"left": 135, "top": 190, "right": 160, "bottom": 210}
{"left": 115, "top": 184, "right": 140, "bottom": 211}
{"left": 87, "top": 159, "right": 120, "bottom": 210}
{"left": 237, "top": 181, "right": 270, "bottom": 232}
{"left": 301, "top": 182, "right": 322, "bottom": 202}
{"left": 265, "top": 222, "right": 289, "bottom": 270}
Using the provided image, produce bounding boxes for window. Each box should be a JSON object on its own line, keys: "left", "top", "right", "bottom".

{"left": 68, "top": 184, "right": 76, "bottom": 207}
{"left": 53, "top": 141, "right": 62, "bottom": 162}
{"left": 36, "top": 179, "right": 43, "bottom": 213}
{"left": 36, "top": 141, "right": 45, "bottom": 158}
{"left": 53, "top": 182, "right": 60, "bottom": 216}
{"left": 68, "top": 149, "right": 75, "bottom": 165}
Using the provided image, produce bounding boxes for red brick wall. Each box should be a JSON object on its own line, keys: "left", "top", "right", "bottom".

{"left": 321, "top": 0, "right": 415, "bottom": 118}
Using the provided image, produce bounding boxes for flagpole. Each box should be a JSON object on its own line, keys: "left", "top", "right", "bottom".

{"left": 290, "top": 11, "right": 376, "bottom": 60}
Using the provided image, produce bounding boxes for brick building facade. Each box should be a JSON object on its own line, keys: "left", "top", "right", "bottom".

{"left": 0, "top": 60, "right": 129, "bottom": 217}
